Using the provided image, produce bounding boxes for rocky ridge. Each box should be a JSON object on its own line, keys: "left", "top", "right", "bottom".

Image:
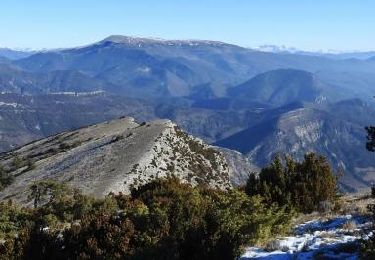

{"left": 0, "top": 117, "right": 232, "bottom": 204}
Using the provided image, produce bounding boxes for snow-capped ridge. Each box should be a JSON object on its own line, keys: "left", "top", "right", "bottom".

{"left": 101, "top": 35, "right": 231, "bottom": 47}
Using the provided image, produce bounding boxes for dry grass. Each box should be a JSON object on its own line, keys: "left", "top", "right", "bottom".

{"left": 337, "top": 193, "right": 374, "bottom": 216}
{"left": 292, "top": 192, "right": 374, "bottom": 226}
{"left": 292, "top": 211, "right": 339, "bottom": 227}
{"left": 342, "top": 220, "right": 357, "bottom": 231}
{"left": 264, "top": 240, "right": 289, "bottom": 252}
{"left": 319, "top": 231, "right": 338, "bottom": 238}
{"left": 264, "top": 240, "right": 282, "bottom": 252}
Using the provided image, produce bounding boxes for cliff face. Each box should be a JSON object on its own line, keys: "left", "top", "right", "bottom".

{"left": 0, "top": 117, "right": 231, "bottom": 204}
{"left": 216, "top": 107, "right": 375, "bottom": 192}
{"left": 216, "top": 147, "right": 259, "bottom": 186}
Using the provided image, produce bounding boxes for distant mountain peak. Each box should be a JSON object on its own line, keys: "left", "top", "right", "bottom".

{"left": 101, "top": 35, "right": 231, "bottom": 47}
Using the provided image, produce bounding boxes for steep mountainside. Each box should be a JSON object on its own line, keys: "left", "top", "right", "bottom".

{"left": 217, "top": 147, "right": 259, "bottom": 186}
{"left": 0, "top": 64, "right": 113, "bottom": 94}
{"left": 215, "top": 105, "right": 374, "bottom": 191}
{"left": 227, "top": 69, "right": 327, "bottom": 106}
{"left": 0, "top": 117, "right": 232, "bottom": 204}
{"left": 0, "top": 93, "right": 154, "bottom": 152}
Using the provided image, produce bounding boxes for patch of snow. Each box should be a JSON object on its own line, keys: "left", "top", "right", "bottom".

{"left": 0, "top": 102, "right": 20, "bottom": 108}
{"left": 136, "top": 66, "right": 151, "bottom": 73}
{"left": 240, "top": 215, "right": 371, "bottom": 259}
{"left": 315, "top": 96, "right": 327, "bottom": 104}
{"left": 294, "top": 121, "right": 322, "bottom": 143}
{"left": 338, "top": 161, "right": 346, "bottom": 170}
{"left": 49, "top": 91, "right": 105, "bottom": 96}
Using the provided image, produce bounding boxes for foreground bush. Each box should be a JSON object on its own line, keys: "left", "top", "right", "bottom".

{"left": 362, "top": 123, "right": 375, "bottom": 258}
{"left": 0, "top": 165, "right": 14, "bottom": 191}
{"left": 360, "top": 185, "right": 375, "bottom": 259}
{"left": 245, "top": 153, "right": 339, "bottom": 213}
{"left": 0, "top": 177, "right": 293, "bottom": 259}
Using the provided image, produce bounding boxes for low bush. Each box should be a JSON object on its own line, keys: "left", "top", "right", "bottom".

{"left": 0, "top": 165, "right": 14, "bottom": 191}
{"left": 360, "top": 185, "right": 375, "bottom": 259}
{"left": 0, "top": 177, "right": 294, "bottom": 259}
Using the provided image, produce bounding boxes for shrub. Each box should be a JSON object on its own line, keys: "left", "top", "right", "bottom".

{"left": 342, "top": 220, "right": 357, "bottom": 231}
{"left": 360, "top": 185, "right": 375, "bottom": 259}
{"left": 245, "top": 153, "right": 339, "bottom": 213}
{"left": 11, "top": 156, "right": 24, "bottom": 169}
{"left": 0, "top": 165, "right": 14, "bottom": 191}
{"left": 0, "top": 178, "right": 294, "bottom": 259}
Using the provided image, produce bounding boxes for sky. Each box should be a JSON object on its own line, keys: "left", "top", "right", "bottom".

{"left": 1, "top": 0, "right": 375, "bottom": 51}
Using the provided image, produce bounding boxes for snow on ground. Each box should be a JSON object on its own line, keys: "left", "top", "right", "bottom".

{"left": 240, "top": 215, "right": 372, "bottom": 259}
{"left": 0, "top": 101, "right": 20, "bottom": 108}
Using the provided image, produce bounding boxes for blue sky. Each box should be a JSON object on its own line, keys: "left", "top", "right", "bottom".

{"left": 1, "top": 0, "right": 375, "bottom": 51}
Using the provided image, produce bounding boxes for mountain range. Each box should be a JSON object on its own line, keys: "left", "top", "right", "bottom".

{"left": 255, "top": 44, "right": 375, "bottom": 60}
{"left": 0, "top": 48, "right": 35, "bottom": 60}
{"left": 0, "top": 35, "right": 374, "bottom": 191}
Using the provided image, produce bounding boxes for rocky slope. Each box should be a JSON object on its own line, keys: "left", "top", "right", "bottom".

{"left": 217, "top": 147, "right": 259, "bottom": 186}
{"left": 0, "top": 117, "right": 232, "bottom": 204}
{"left": 215, "top": 106, "right": 374, "bottom": 191}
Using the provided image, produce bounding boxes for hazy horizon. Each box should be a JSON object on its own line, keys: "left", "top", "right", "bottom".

{"left": 2, "top": 34, "right": 375, "bottom": 54}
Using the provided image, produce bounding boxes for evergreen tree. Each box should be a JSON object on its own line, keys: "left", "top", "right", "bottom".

{"left": 361, "top": 121, "right": 375, "bottom": 258}
{"left": 245, "top": 153, "right": 338, "bottom": 213}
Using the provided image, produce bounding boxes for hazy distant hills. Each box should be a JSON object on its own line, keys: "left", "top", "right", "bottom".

{"left": 1, "top": 35, "right": 375, "bottom": 191}
{"left": 0, "top": 64, "right": 117, "bottom": 94}
{"left": 0, "top": 48, "right": 35, "bottom": 60}
{"left": 13, "top": 35, "right": 375, "bottom": 100}
{"left": 14, "top": 36, "right": 253, "bottom": 98}
{"left": 0, "top": 56, "right": 10, "bottom": 64}
{"left": 227, "top": 69, "right": 327, "bottom": 106}
{"left": 255, "top": 45, "right": 375, "bottom": 60}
